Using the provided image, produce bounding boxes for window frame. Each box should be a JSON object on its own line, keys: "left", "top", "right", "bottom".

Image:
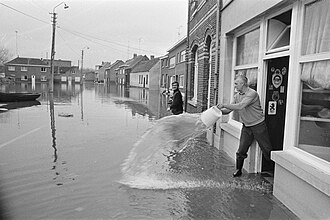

{"left": 297, "top": 0, "right": 330, "bottom": 156}
{"left": 8, "top": 66, "right": 15, "bottom": 71}
{"left": 169, "top": 56, "right": 176, "bottom": 68}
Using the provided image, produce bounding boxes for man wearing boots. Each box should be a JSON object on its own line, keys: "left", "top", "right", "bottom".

{"left": 217, "top": 75, "right": 272, "bottom": 177}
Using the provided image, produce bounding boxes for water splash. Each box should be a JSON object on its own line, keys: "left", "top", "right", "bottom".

{"left": 120, "top": 113, "right": 272, "bottom": 194}
{"left": 121, "top": 113, "right": 207, "bottom": 185}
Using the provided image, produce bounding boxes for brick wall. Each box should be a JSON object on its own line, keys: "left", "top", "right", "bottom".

{"left": 186, "top": 0, "right": 218, "bottom": 113}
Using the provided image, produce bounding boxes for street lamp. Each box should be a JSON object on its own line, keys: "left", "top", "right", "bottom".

{"left": 80, "top": 46, "right": 89, "bottom": 85}
{"left": 49, "top": 2, "right": 69, "bottom": 92}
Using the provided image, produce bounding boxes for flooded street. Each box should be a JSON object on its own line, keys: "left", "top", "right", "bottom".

{"left": 0, "top": 83, "right": 296, "bottom": 219}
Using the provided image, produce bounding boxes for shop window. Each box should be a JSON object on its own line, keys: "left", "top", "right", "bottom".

{"left": 299, "top": 0, "right": 330, "bottom": 162}
{"left": 267, "top": 10, "right": 291, "bottom": 53}
{"left": 301, "top": 0, "right": 330, "bottom": 55}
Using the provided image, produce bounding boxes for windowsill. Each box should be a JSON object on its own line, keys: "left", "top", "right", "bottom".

{"left": 220, "top": 119, "right": 242, "bottom": 139}
{"left": 272, "top": 148, "right": 330, "bottom": 197}
{"left": 188, "top": 99, "right": 197, "bottom": 107}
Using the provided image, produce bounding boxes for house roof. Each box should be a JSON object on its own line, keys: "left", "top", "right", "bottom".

{"left": 58, "top": 66, "right": 78, "bottom": 74}
{"left": 131, "top": 58, "right": 160, "bottom": 73}
{"left": 6, "top": 57, "right": 49, "bottom": 66}
{"left": 120, "top": 55, "right": 149, "bottom": 69}
{"left": 105, "top": 60, "right": 124, "bottom": 70}
{"left": 167, "top": 36, "right": 187, "bottom": 52}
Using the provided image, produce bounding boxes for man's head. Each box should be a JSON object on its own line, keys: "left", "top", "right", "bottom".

{"left": 234, "top": 75, "right": 248, "bottom": 93}
{"left": 172, "top": 81, "right": 179, "bottom": 90}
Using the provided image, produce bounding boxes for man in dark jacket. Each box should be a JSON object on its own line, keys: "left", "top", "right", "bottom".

{"left": 169, "top": 81, "right": 183, "bottom": 115}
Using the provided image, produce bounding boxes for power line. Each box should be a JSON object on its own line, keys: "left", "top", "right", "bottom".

{"left": 0, "top": 2, "right": 163, "bottom": 57}
{"left": 0, "top": 2, "right": 49, "bottom": 25}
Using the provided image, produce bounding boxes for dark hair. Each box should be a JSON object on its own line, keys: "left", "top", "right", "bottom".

{"left": 172, "top": 81, "right": 179, "bottom": 86}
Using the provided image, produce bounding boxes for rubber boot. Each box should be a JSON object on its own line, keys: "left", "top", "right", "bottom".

{"left": 233, "top": 158, "right": 244, "bottom": 177}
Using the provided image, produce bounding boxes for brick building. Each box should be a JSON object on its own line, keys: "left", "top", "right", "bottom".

{"left": 5, "top": 57, "right": 50, "bottom": 83}
{"left": 160, "top": 37, "right": 187, "bottom": 94}
{"left": 185, "top": 0, "right": 220, "bottom": 113}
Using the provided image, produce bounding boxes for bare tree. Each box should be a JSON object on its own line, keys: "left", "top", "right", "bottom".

{"left": 0, "top": 46, "right": 11, "bottom": 65}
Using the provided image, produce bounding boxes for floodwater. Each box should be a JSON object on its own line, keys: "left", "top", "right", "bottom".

{"left": 0, "top": 82, "right": 296, "bottom": 219}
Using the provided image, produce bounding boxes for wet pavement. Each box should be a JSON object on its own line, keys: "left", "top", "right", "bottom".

{"left": 0, "top": 82, "right": 298, "bottom": 219}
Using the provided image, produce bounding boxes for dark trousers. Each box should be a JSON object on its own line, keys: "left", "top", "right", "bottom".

{"left": 237, "top": 121, "right": 272, "bottom": 161}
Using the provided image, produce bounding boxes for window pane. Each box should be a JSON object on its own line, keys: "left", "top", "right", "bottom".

{"left": 299, "top": 60, "right": 330, "bottom": 162}
{"left": 169, "top": 57, "right": 175, "bottom": 68}
{"left": 236, "top": 28, "right": 260, "bottom": 65}
{"left": 301, "top": 0, "right": 330, "bottom": 55}
{"left": 267, "top": 10, "right": 291, "bottom": 51}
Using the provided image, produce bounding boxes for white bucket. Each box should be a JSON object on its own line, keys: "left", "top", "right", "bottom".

{"left": 200, "top": 106, "right": 222, "bottom": 128}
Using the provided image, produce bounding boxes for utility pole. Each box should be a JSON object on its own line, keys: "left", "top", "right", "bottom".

{"left": 49, "top": 2, "right": 69, "bottom": 93}
{"left": 49, "top": 12, "right": 57, "bottom": 92}
{"left": 80, "top": 49, "right": 84, "bottom": 85}
{"left": 80, "top": 46, "right": 89, "bottom": 85}
{"left": 15, "top": 30, "right": 19, "bottom": 57}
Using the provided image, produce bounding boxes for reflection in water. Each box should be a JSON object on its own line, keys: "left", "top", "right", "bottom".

{"left": 0, "top": 101, "right": 40, "bottom": 113}
{"left": 80, "top": 84, "right": 84, "bottom": 121}
{"left": 48, "top": 92, "right": 57, "bottom": 162}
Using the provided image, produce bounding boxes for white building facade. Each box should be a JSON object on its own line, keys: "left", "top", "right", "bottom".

{"left": 215, "top": 0, "right": 330, "bottom": 218}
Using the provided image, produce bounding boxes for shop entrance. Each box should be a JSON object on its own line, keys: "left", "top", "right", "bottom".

{"left": 262, "top": 56, "right": 289, "bottom": 173}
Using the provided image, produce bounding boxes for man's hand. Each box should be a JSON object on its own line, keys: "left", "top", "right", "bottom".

{"left": 216, "top": 103, "right": 223, "bottom": 109}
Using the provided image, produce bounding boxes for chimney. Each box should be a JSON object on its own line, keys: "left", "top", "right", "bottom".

{"left": 150, "top": 55, "right": 154, "bottom": 60}
{"left": 133, "top": 53, "right": 137, "bottom": 58}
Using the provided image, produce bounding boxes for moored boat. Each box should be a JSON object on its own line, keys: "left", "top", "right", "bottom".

{"left": 0, "top": 92, "right": 41, "bottom": 102}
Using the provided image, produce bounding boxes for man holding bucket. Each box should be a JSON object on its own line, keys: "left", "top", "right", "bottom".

{"left": 217, "top": 75, "right": 272, "bottom": 177}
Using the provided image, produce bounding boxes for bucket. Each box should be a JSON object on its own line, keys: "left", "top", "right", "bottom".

{"left": 200, "top": 106, "right": 222, "bottom": 128}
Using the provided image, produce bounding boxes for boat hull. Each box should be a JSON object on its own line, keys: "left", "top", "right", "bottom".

{"left": 0, "top": 92, "right": 41, "bottom": 102}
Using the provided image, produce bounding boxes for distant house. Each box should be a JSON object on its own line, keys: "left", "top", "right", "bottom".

{"left": 105, "top": 60, "right": 124, "bottom": 83}
{"left": 160, "top": 37, "right": 187, "bottom": 93}
{"left": 5, "top": 57, "right": 50, "bottom": 83}
{"left": 43, "top": 59, "right": 80, "bottom": 83}
{"left": 116, "top": 54, "right": 149, "bottom": 86}
{"left": 95, "top": 61, "right": 111, "bottom": 83}
{"left": 55, "top": 66, "right": 80, "bottom": 83}
{"left": 130, "top": 56, "right": 160, "bottom": 89}
{"left": 84, "top": 71, "right": 96, "bottom": 82}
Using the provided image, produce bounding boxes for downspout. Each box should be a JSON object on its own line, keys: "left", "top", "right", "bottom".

{"left": 184, "top": 0, "right": 191, "bottom": 112}
{"left": 215, "top": 0, "right": 220, "bottom": 106}
{"left": 211, "top": 0, "right": 221, "bottom": 147}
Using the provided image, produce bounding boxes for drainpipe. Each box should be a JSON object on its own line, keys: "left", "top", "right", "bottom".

{"left": 184, "top": 1, "right": 191, "bottom": 112}
{"left": 209, "top": 0, "right": 221, "bottom": 147}
{"left": 215, "top": 0, "right": 220, "bottom": 106}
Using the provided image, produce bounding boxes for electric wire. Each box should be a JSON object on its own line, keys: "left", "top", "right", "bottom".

{"left": 0, "top": 2, "right": 162, "bottom": 57}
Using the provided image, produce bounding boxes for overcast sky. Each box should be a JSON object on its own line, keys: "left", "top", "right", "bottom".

{"left": 0, "top": 0, "right": 188, "bottom": 68}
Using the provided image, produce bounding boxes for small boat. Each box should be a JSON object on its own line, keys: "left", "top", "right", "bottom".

{"left": 0, "top": 92, "right": 41, "bottom": 102}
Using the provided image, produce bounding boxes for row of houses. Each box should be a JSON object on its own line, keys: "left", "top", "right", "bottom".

{"left": 185, "top": 0, "right": 329, "bottom": 219}
{"left": 2, "top": 0, "right": 329, "bottom": 217}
